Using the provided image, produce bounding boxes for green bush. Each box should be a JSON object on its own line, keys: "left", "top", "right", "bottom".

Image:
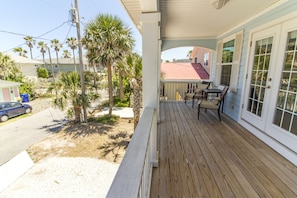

{"left": 37, "top": 67, "right": 49, "bottom": 78}
{"left": 88, "top": 114, "right": 119, "bottom": 124}
{"left": 19, "top": 81, "right": 34, "bottom": 99}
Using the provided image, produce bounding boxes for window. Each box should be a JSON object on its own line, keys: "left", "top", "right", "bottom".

{"left": 220, "top": 39, "right": 235, "bottom": 86}
{"left": 204, "top": 53, "right": 209, "bottom": 66}
{"left": 215, "top": 31, "right": 243, "bottom": 92}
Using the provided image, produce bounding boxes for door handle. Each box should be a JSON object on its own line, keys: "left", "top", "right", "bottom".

{"left": 266, "top": 86, "right": 271, "bottom": 89}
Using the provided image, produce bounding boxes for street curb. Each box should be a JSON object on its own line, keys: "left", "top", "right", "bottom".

{"left": 0, "top": 151, "right": 34, "bottom": 193}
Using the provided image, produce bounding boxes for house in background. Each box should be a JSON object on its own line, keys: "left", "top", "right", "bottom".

{"left": 160, "top": 62, "right": 209, "bottom": 100}
{"left": 4, "top": 52, "right": 44, "bottom": 82}
{"left": 190, "top": 47, "right": 213, "bottom": 75}
{"left": 0, "top": 80, "right": 21, "bottom": 102}
{"left": 42, "top": 57, "right": 105, "bottom": 75}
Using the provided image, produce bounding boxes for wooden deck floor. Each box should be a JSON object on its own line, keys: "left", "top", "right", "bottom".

{"left": 150, "top": 101, "right": 297, "bottom": 198}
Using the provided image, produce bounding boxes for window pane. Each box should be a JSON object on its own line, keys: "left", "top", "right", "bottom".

{"left": 287, "top": 30, "right": 297, "bottom": 51}
{"left": 293, "top": 52, "right": 297, "bottom": 71}
{"left": 276, "top": 91, "right": 286, "bottom": 108}
{"left": 273, "top": 109, "right": 282, "bottom": 127}
{"left": 282, "top": 112, "right": 292, "bottom": 131}
{"left": 285, "top": 93, "right": 296, "bottom": 112}
{"left": 220, "top": 65, "right": 232, "bottom": 86}
{"left": 222, "top": 40, "right": 234, "bottom": 63}
{"left": 292, "top": 115, "right": 297, "bottom": 135}
{"left": 253, "top": 56, "right": 259, "bottom": 70}
{"left": 280, "top": 72, "right": 290, "bottom": 90}
{"left": 284, "top": 52, "right": 294, "bottom": 71}
{"left": 289, "top": 73, "right": 297, "bottom": 92}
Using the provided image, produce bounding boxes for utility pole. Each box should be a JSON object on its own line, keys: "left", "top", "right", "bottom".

{"left": 74, "top": 0, "right": 87, "bottom": 122}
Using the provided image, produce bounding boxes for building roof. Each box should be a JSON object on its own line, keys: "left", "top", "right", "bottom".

{"left": 0, "top": 80, "right": 21, "bottom": 88}
{"left": 161, "top": 62, "right": 209, "bottom": 81}
{"left": 3, "top": 52, "right": 44, "bottom": 65}
{"left": 41, "top": 57, "right": 89, "bottom": 65}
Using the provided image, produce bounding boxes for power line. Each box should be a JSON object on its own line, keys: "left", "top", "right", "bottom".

{"left": 1, "top": 20, "right": 70, "bottom": 52}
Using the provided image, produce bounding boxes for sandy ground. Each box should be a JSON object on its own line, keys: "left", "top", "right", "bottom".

{"left": 0, "top": 100, "right": 134, "bottom": 197}
{"left": 0, "top": 157, "right": 119, "bottom": 198}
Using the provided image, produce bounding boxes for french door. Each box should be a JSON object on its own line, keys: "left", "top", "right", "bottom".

{"left": 242, "top": 18, "right": 297, "bottom": 152}
{"left": 242, "top": 25, "right": 281, "bottom": 131}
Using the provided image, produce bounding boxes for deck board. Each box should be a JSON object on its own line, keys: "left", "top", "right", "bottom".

{"left": 150, "top": 101, "right": 297, "bottom": 198}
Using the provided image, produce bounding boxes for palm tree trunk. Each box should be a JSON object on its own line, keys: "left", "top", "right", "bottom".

{"left": 42, "top": 53, "right": 45, "bottom": 68}
{"left": 130, "top": 78, "right": 141, "bottom": 129}
{"left": 133, "top": 88, "right": 140, "bottom": 129}
{"left": 119, "top": 70, "right": 124, "bottom": 101}
{"left": 74, "top": 105, "right": 81, "bottom": 122}
{"left": 56, "top": 51, "right": 61, "bottom": 73}
{"left": 73, "top": 49, "right": 77, "bottom": 72}
{"left": 92, "top": 61, "right": 97, "bottom": 91}
{"left": 107, "top": 64, "right": 113, "bottom": 116}
{"left": 29, "top": 48, "right": 33, "bottom": 59}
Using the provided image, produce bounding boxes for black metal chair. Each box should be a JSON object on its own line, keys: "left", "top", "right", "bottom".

{"left": 198, "top": 86, "right": 229, "bottom": 121}
{"left": 184, "top": 81, "right": 210, "bottom": 107}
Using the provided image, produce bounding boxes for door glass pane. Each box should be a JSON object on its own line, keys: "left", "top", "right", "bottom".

{"left": 247, "top": 37, "right": 273, "bottom": 117}
{"left": 292, "top": 116, "right": 297, "bottom": 135}
{"left": 273, "top": 30, "right": 297, "bottom": 134}
{"left": 290, "top": 73, "right": 297, "bottom": 92}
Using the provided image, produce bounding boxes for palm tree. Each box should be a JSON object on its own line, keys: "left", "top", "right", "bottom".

{"left": 66, "top": 37, "right": 78, "bottom": 72}
{"left": 83, "top": 14, "right": 134, "bottom": 116}
{"left": 0, "top": 52, "right": 22, "bottom": 80}
{"left": 82, "top": 38, "right": 100, "bottom": 91}
{"left": 115, "top": 60, "right": 128, "bottom": 101}
{"left": 37, "top": 41, "right": 47, "bottom": 67}
{"left": 13, "top": 47, "right": 27, "bottom": 57}
{"left": 48, "top": 71, "right": 99, "bottom": 122}
{"left": 62, "top": 50, "right": 71, "bottom": 58}
{"left": 187, "top": 50, "right": 193, "bottom": 60}
{"left": 126, "top": 53, "right": 142, "bottom": 129}
{"left": 51, "top": 39, "right": 62, "bottom": 73}
{"left": 24, "top": 36, "right": 35, "bottom": 59}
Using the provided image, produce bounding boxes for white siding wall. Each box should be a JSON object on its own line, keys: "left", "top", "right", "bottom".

{"left": 214, "top": 0, "right": 297, "bottom": 121}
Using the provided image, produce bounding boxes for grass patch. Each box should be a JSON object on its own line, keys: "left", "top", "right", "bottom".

{"left": 88, "top": 114, "right": 120, "bottom": 124}
{"left": 114, "top": 95, "right": 130, "bottom": 107}
{"left": 102, "top": 94, "right": 130, "bottom": 108}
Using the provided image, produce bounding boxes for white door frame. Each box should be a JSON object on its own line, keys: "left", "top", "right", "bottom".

{"left": 241, "top": 24, "right": 281, "bottom": 130}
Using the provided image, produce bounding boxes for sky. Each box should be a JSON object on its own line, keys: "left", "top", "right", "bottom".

{"left": 0, "top": 0, "right": 192, "bottom": 62}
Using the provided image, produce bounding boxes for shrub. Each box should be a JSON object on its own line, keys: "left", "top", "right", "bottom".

{"left": 37, "top": 67, "right": 49, "bottom": 78}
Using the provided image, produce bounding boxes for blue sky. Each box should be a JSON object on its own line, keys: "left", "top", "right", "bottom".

{"left": 0, "top": 0, "right": 192, "bottom": 61}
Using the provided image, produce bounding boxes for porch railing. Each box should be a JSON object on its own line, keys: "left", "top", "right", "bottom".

{"left": 160, "top": 80, "right": 211, "bottom": 101}
{"left": 107, "top": 107, "right": 157, "bottom": 198}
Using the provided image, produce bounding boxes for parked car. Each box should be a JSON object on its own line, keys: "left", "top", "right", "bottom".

{"left": 0, "top": 102, "right": 32, "bottom": 122}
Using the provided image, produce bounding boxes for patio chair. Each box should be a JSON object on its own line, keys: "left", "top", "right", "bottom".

{"left": 184, "top": 81, "right": 210, "bottom": 107}
{"left": 192, "top": 81, "right": 210, "bottom": 108}
{"left": 198, "top": 86, "right": 229, "bottom": 121}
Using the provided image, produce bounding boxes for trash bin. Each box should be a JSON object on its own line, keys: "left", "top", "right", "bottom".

{"left": 20, "top": 94, "right": 30, "bottom": 102}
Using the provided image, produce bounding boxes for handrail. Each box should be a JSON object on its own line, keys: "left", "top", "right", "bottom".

{"left": 107, "top": 107, "right": 156, "bottom": 198}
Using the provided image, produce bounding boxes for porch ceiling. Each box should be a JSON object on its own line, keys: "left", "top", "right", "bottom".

{"left": 120, "top": 0, "right": 282, "bottom": 40}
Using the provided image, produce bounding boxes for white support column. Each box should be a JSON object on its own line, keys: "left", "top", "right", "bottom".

{"left": 141, "top": 12, "right": 161, "bottom": 167}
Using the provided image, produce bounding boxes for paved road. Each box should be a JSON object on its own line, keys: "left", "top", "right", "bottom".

{"left": 0, "top": 107, "right": 66, "bottom": 165}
